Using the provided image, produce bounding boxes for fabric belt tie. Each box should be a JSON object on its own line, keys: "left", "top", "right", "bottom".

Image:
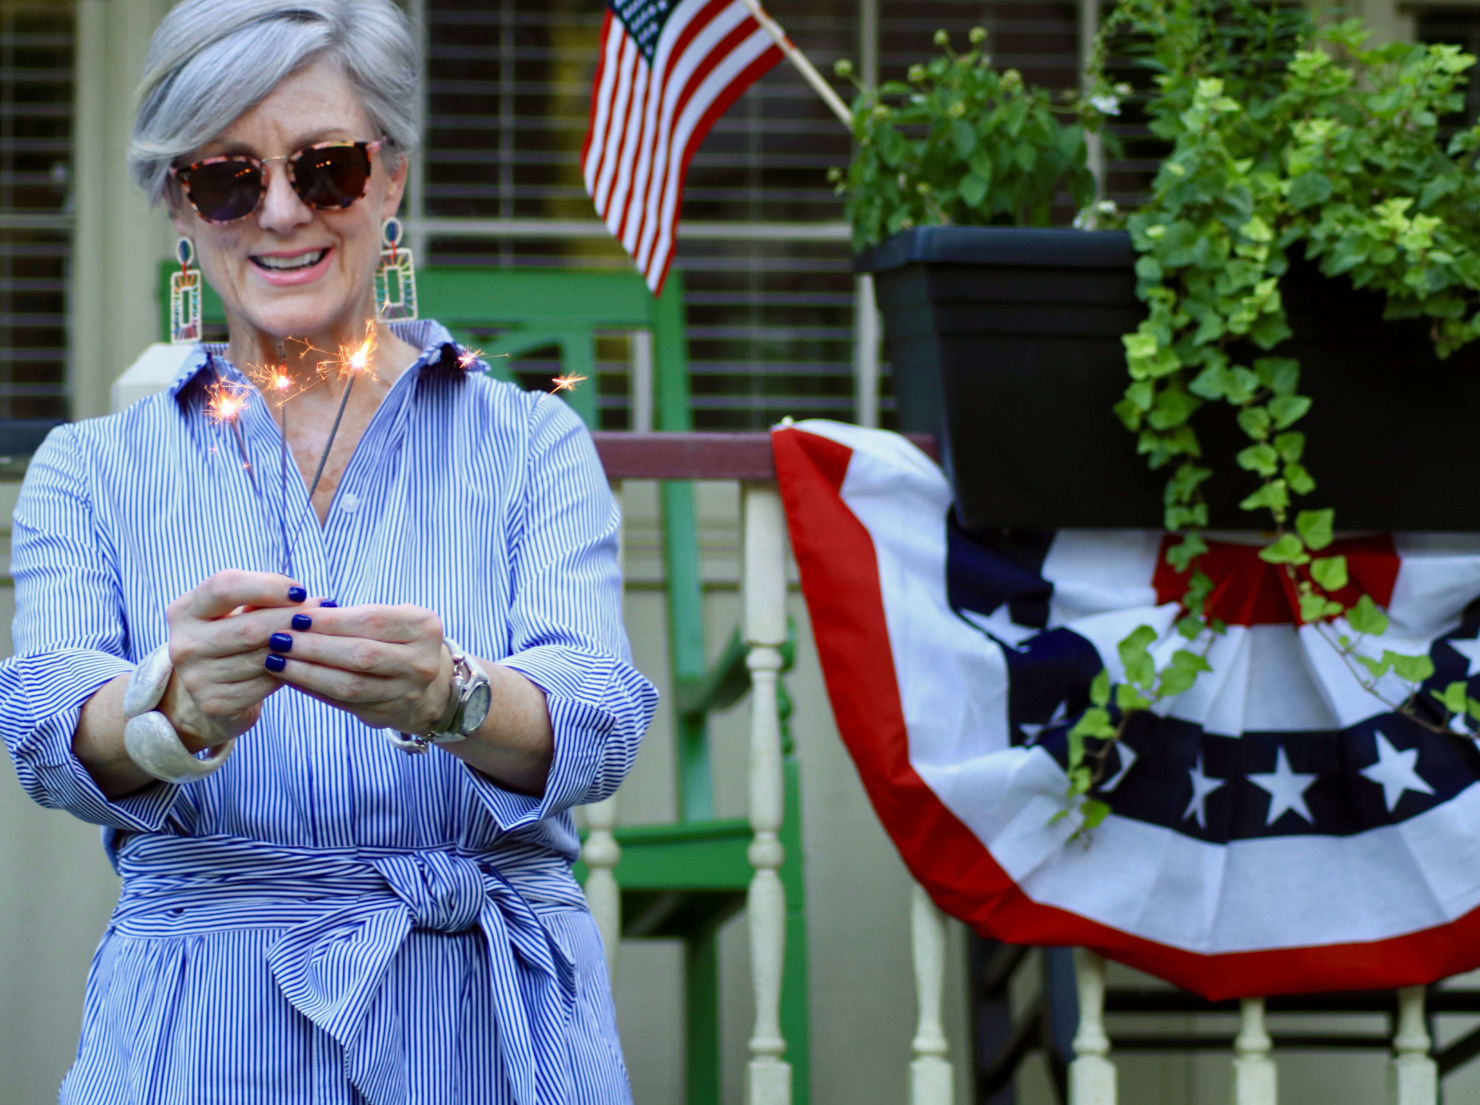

{"left": 112, "top": 834, "right": 578, "bottom": 1105}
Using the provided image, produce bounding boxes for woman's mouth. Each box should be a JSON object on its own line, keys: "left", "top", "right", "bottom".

{"left": 250, "top": 248, "right": 332, "bottom": 285}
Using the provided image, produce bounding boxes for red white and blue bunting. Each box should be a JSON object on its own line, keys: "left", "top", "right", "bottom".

{"left": 774, "top": 419, "right": 1480, "bottom": 1000}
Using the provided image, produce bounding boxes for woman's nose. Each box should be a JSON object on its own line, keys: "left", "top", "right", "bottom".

{"left": 257, "top": 160, "right": 312, "bottom": 233}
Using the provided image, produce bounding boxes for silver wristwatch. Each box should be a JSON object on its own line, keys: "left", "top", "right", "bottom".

{"left": 387, "top": 637, "right": 492, "bottom": 754}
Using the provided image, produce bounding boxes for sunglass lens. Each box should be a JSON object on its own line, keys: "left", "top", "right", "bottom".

{"left": 185, "top": 161, "right": 263, "bottom": 223}
{"left": 293, "top": 146, "right": 371, "bottom": 209}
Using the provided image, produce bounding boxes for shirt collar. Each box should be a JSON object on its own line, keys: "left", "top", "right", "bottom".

{"left": 166, "top": 319, "right": 465, "bottom": 401}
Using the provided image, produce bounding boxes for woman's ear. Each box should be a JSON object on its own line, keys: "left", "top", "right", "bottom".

{"left": 166, "top": 183, "right": 195, "bottom": 241}
{"left": 380, "top": 152, "right": 409, "bottom": 219}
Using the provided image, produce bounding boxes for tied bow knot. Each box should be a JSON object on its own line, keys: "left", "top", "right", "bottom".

{"left": 374, "top": 850, "right": 486, "bottom": 933}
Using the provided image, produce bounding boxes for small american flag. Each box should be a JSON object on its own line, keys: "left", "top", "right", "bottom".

{"left": 583, "top": 0, "right": 783, "bottom": 294}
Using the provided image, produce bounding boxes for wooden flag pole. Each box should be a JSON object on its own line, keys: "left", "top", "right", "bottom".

{"left": 739, "top": 0, "right": 854, "bottom": 129}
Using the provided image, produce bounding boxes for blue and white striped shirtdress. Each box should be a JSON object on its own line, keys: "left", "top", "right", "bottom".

{"left": 0, "top": 320, "right": 658, "bottom": 1105}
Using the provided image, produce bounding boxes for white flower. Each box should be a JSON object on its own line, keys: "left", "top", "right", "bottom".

{"left": 1089, "top": 93, "right": 1121, "bottom": 116}
{"left": 1073, "top": 198, "right": 1120, "bottom": 230}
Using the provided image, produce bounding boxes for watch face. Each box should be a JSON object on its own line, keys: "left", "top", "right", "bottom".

{"left": 461, "top": 680, "right": 492, "bottom": 734}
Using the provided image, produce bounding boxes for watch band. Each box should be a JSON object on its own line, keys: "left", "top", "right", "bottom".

{"left": 387, "top": 637, "right": 492, "bottom": 754}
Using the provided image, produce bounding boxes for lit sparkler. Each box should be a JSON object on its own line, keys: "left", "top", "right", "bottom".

{"left": 458, "top": 347, "right": 483, "bottom": 369}
{"left": 550, "top": 372, "right": 588, "bottom": 394}
{"left": 206, "top": 380, "right": 251, "bottom": 424}
{"left": 205, "top": 377, "right": 261, "bottom": 497}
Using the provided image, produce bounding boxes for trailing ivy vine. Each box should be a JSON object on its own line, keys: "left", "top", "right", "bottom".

{"left": 834, "top": 1, "right": 1480, "bottom": 840}
{"left": 1062, "top": 0, "right": 1480, "bottom": 834}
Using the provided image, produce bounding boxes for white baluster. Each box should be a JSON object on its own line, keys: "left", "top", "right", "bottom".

{"left": 1388, "top": 986, "right": 1437, "bottom": 1105}
{"left": 743, "top": 481, "right": 791, "bottom": 1105}
{"left": 582, "top": 794, "right": 621, "bottom": 982}
{"left": 1070, "top": 948, "right": 1117, "bottom": 1105}
{"left": 1232, "top": 997, "right": 1277, "bottom": 1105}
{"left": 909, "top": 884, "right": 953, "bottom": 1105}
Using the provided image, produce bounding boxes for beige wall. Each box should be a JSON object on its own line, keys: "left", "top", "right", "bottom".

{"left": 69, "top": 0, "right": 179, "bottom": 420}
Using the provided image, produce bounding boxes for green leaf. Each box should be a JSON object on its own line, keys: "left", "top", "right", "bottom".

{"left": 1080, "top": 798, "right": 1111, "bottom": 831}
{"left": 1165, "top": 532, "right": 1209, "bottom": 572}
{"left": 1348, "top": 593, "right": 1390, "bottom": 636}
{"left": 1259, "top": 533, "right": 1309, "bottom": 564}
{"left": 1236, "top": 443, "right": 1280, "bottom": 476}
{"left": 1310, "top": 554, "right": 1349, "bottom": 591}
{"left": 1357, "top": 653, "right": 1392, "bottom": 679}
{"left": 1388, "top": 652, "right": 1435, "bottom": 684}
{"left": 1274, "top": 432, "right": 1305, "bottom": 463}
{"left": 1240, "top": 480, "right": 1290, "bottom": 519}
{"left": 1433, "top": 681, "right": 1469, "bottom": 715}
{"left": 1089, "top": 668, "right": 1110, "bottom": 708}
{"left": 1296, "top": 509, "right": 1335, "bottom": 550}
{"left": 1157, "top": 667, "right": 1198, "bottom": 697}
{"left": 1288, "top": 171, "right": 1334, "bottom": 210}
{"left": 1116, "top": 683, "right": 1152, "bottom": 710}
{"left": 1118, "top": 624, "right": 1158, "bottom": 688}
{"left": 1237, "top": 406, "right": 1272, "bottom": 441}
{"left": 959, "top": 172, "right": 988, "bottom": 207}
{"left": 1171, "top": 649, "right": 1213, "bottom": 673}
{"left": 1070, "top": 707, "right": 1116, "bottom": 740}
{"left": 1285, "top": 463, "right": 1316, "bottom": 495}
{"left": 1268, "top": 395, "right": 1312, "bottom": 429}
{"left": 1298, "top": 592, "right": 1343, "bottom": 622}
{"left": 1254, "top": 358, "right": 1300, "bottom": 395}
{"left": 950, "top": 118, "right": 977, "bottom": 158}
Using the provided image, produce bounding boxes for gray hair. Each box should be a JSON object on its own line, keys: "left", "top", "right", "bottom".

{"left": 130, "top": 0, "right": 421, "bottom": 204}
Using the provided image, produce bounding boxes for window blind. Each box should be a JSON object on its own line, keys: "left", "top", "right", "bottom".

{"left": 418, "top": 0, "right": 1095, "bottom": 430}
{"left": 0, "top": 2, "right": 71, "bottom": 421}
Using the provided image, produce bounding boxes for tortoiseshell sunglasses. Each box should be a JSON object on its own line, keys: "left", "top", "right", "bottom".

{"left": 170, "top": 139, "right": 384, "bottom": 224}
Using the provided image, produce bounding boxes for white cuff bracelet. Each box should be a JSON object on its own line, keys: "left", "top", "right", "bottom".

{"left": 121, "top": 643, "right": 235, "bottom": 785}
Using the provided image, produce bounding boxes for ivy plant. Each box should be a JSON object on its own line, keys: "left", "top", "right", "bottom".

{"left": 836, "top": 0, "right": 1480, "bottom": 839}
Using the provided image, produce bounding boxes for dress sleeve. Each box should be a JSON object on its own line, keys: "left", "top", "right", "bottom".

{"left": 0, "top": 425, "right": 180, "bottom": 830}
{"left": 467, "top": 397, "right": 658, "bottom": 832}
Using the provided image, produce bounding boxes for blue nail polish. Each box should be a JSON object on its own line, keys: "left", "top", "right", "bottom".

{"left": 269, "top": 632, "right": 293, "bottom": 653}
{"left": 291, "top": 614, "right": 312, "bottom": 632}
{"left": 320, "top": 600, "right": 338, "bottom": 608}
{"left": 264, "top": 653, "right": 287, "bottom": 673}
{"left": 287, "top": 586, "right": 308, "bottom": 603}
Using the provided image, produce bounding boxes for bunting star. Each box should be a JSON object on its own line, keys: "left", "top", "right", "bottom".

{"left": 1101, "top": 742, "right": 1138, "bottom": 793}
{"left": 1360, "top": 730, "right": 1435, "bottom": 813}
{"left": 1019, "top": 700, "right": 1067, "bottom": 745}
{"left": 1183, "top": 754, "right": 1224, "bottom": 830}
{"left": 1248, "top": 747, "right": 1318, "bottom": 825}
{"left": 1449, "top": 631, "right": 1480, "bottom": 677}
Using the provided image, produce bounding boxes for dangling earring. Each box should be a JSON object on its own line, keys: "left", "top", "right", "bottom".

{"left": 375, "top": 217, "right": 418, "bottom": 322}
{"left": 170, "top": 237, "right": 202, "bottom": 344}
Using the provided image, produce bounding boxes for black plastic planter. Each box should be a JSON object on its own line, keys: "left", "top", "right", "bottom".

{"left": 856, "top": 225, "right": 1480, "bottom": 531}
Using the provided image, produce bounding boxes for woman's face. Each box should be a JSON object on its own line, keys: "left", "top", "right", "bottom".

{"left": 170, "top": 59, "right": 406, "bottom": 346}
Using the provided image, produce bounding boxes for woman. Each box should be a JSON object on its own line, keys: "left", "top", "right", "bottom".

{"left": 0, "top": 0, "right": 656, "bottom": 1101}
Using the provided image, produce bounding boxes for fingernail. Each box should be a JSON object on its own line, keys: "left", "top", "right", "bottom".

{"left": 264, "top": 653, "right": 287, "bottom": 673}
{"left": 320, "top": 600, "right": 338, "bottom": 608}
{"left": 288, "top": 586, "right": 308, "bottom": 603}
{"left": 269, "top": 632, "right": 293, "bottom": 653}
{"left": 291, "top": 614, "right": 312, "bottom": 631}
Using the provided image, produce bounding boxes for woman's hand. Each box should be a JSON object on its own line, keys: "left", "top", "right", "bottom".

{"left": 160, "top": 570, "right": 314, "bottom": 751}
{"left": 262, "top": 603, "right": 454, "bottom": 734}
{"left": 268, "top": 603, "right": 556, "bottom": 795}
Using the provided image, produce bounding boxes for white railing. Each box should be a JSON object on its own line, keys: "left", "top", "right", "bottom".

{"left": 586, "top": 432, "right": 1443, "bottom": 1105}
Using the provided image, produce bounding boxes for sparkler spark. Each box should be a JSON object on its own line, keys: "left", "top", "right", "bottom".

{"left": 342, "top": 330, "right": 376, "bottom": 377}
{"left": 549, "top": 372, "right": 588, "bottom": 394}
{"left": 206, "top": 380, "right": 251, "bottom": 424}
{"left": 458, "top": 348, "right": 483, "bottom": 369}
